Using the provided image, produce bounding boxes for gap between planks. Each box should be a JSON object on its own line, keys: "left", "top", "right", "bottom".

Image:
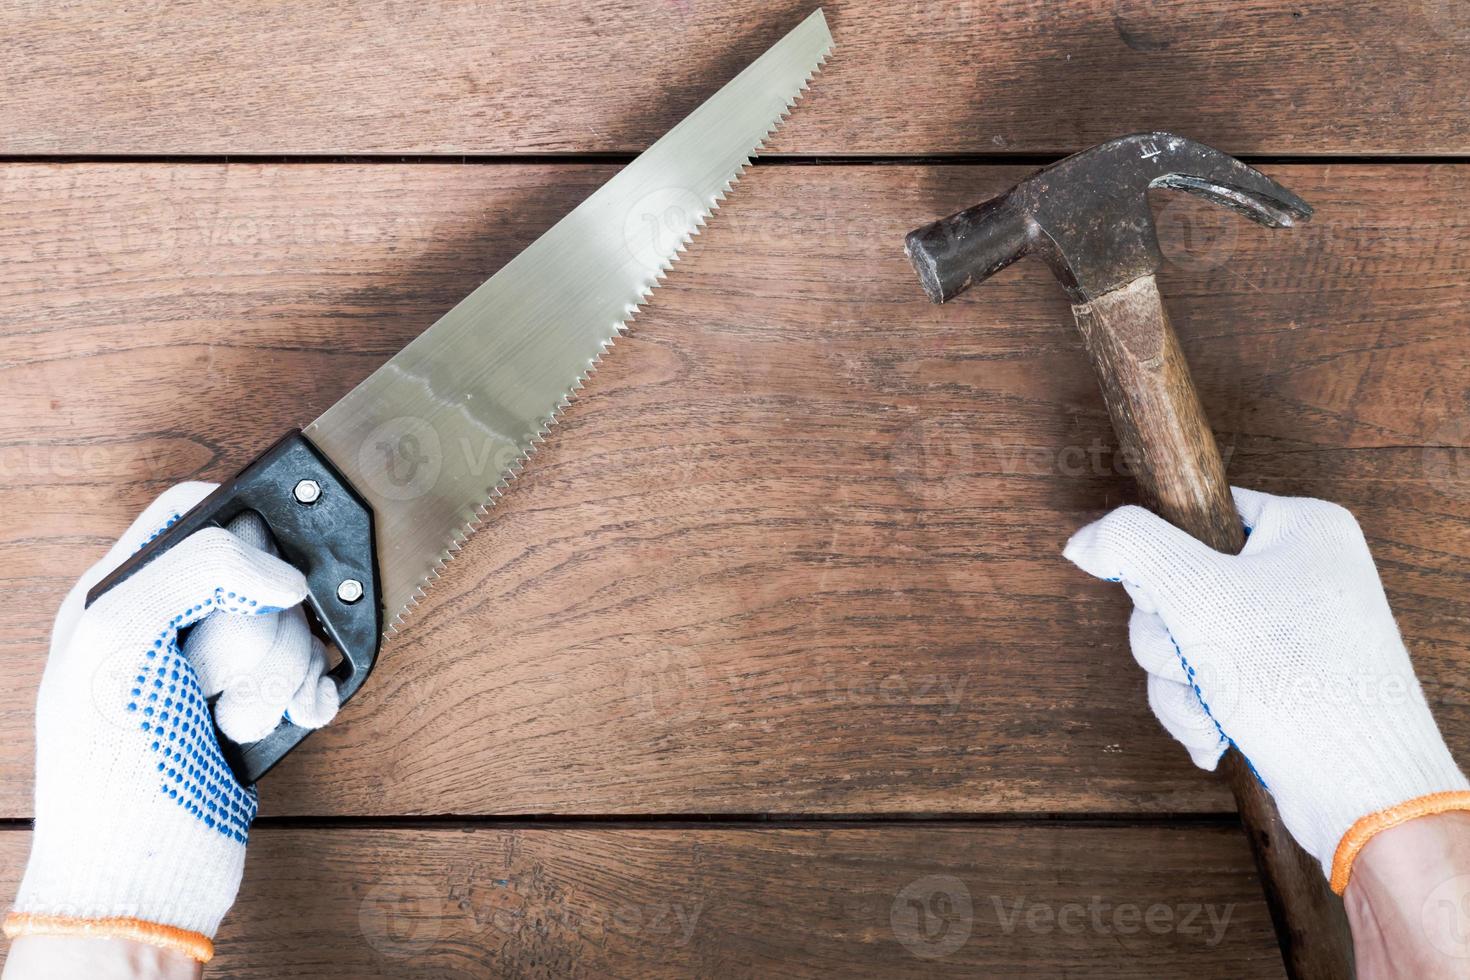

{"left": 0, "top": 813, "right": 1246, "bottom": 832}
{"left": 2, "top": 153, "right": 1470, "bottom": 167}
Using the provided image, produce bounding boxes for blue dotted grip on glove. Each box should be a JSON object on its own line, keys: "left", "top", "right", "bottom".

{"left": 123, "top": 588, "right": 277, "bottom": 842}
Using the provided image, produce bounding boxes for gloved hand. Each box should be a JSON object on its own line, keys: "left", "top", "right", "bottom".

{"left": 1064, "top": 486, "right": 1470, "bottom": 894}
{"left": 3, "top": 483, "right": 339, "bottom": 963}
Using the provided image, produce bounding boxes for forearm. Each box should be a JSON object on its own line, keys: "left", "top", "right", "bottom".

{"left": 1345, "top": 810, "right": 1470, "bottom": 979}
{"left": 3, "top": 936, "right": 201, "bottom": 980}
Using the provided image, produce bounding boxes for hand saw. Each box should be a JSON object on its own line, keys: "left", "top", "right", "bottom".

{"left": 86, "top": 10, "right": 833, "bottom": 785}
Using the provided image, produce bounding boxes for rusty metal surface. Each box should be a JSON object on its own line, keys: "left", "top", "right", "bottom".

{"left": 904, "top": 132, "right": 1312, "bottom": 303}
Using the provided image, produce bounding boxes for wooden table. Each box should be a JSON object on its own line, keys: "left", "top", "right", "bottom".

{"left": 2, "top": 2, "right": 1468, "bottom": 976}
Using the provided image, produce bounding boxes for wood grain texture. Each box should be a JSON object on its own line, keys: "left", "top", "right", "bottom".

{"left": 1072, "top": 276, "right": 1243, "bottom": 551}
{"left": 2, "top": 1, "right": 1470, "bottom": 156}
{"left": 0, "top": 824, "right": 1284, "bottom": 977}
{"left": 1, "top": 163, "right": 1467, "bottom": 819}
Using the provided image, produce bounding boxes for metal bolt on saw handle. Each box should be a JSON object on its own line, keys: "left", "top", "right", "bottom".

{"left": 86, "top": 430, "right": 382, "bottom": 785}
{"left": 1072, "top": 275, "right": 1355, "bottom": 979}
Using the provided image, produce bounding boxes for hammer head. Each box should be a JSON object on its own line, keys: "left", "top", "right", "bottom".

{"left": 905, "top": 133, "right": 1312, "bottom": 304}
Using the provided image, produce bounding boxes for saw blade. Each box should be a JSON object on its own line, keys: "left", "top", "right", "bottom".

{"left": 305, "top": 10, "right": 832, "bottom": 632}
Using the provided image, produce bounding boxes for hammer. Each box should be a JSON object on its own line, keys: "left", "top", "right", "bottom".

{"left": 905, "top": 133, "right": 1352, "bottom": 978}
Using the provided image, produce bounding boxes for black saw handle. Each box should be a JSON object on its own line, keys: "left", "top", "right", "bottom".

{"left": 86, "top": 430, "right": 381, "bottom": 785}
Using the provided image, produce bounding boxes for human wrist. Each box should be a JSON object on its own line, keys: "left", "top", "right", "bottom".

{"left": 1344, "top": 810, "right": 1470, "bottom": 975}
{"left": 1327, "top": 783, "right": 1470, "bottom": 895}
{"left": 2, "top": 934, "right": 202, "bottom": 980}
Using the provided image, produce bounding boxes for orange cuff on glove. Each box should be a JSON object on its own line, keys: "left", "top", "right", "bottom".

{"left": 1330, "top": 790, "right": 1470, "bottom": 894}
{"left": 2, "top": 912, "right": 213, "bottom": 963}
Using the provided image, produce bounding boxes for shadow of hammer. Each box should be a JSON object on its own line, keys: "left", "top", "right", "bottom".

{"left": 904, "top": 132, "right": 1353, "bottom": 979}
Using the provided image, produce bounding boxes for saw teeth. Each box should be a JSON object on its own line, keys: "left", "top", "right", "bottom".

{"left": 385, "top": 39, "right": 831, "bottom": 636}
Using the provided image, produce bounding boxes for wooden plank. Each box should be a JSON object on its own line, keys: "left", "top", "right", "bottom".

{"left": 0, "top": 824, "right": 1284, "bottom": 977}
{"left": 2, "top": 1, "right": 1469, "bottom": 156}
{"left": 1, "top": 163, "right": 1467, "bottom": 818}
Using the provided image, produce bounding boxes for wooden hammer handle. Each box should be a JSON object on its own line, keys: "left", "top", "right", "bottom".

{"left": 1071, "top": 275, "right": 1355, "bottom": 979}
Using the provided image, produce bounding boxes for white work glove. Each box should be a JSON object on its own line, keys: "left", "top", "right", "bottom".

{"left": 184, "top": 507, "right": 339, "bottom": 741}
{"left": 1065, "top": 487, "right": 1470, "bottom": 894}
{"left": 4, "top": 482, "right": 339, "bottom": 963}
